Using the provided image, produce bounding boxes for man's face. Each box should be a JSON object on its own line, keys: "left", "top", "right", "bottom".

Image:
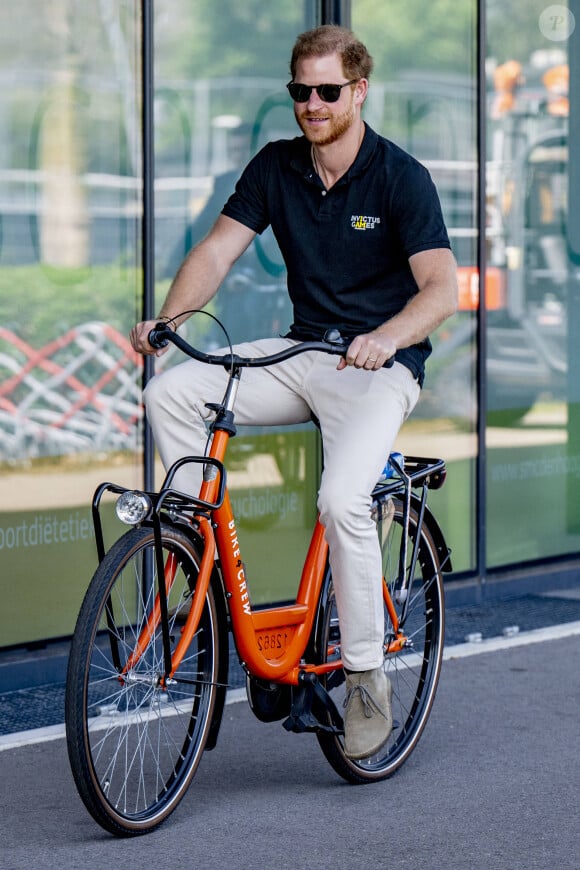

{"left": 292, "top": 53, "right": 358, "bottom": 146}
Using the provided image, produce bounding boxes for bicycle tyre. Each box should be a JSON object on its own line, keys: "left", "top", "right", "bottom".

{"left": 65, "top": 523, "right": 221, "bottom": 835}
{"left": 316, "top": 495, "right": 445, "bottom": 783}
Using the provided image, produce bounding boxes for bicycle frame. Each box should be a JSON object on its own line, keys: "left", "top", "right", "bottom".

{"left": 93, "top": 415, "right": 337, "bottom": 687}
{"left": 91, "top": 332, "right": 450, "bottom": 694}
{"left": 93, "top": 454, "right": 446, "bottom": 696}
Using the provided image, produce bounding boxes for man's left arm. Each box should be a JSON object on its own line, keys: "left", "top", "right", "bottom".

{"left": 339, "top": 247, "right": 458, "bottom": 370}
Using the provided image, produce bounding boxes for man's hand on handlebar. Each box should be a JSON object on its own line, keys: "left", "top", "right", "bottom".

{"left": 130, "top": 320, "right": 172, "bottom": 357}
{"left": 338, "top": 330, "right": 396, "bottom": 371}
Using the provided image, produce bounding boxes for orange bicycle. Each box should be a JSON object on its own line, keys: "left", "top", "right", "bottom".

{"left": 65, "top": 322, "right": 451, "bottom": 836}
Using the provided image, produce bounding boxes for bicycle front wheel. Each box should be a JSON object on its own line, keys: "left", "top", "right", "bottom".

{"left": 65, "top": 523, "right": 221, "bottom": 836}
{"left": 316, "top": 495, "right": 445, "bottom": 783}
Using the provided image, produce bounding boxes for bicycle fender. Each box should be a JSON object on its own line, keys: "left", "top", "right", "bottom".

{"left": 173, "top": 520, "right": 230, "bottom": 751}
{"left": 205, "top": 567, "right": 230, "bottom": 750}
{"left": 309, "top": 560, "right": 334, "bottom": 664}
{"left": 412, "top": 495, "right": 453, "bottom": 573}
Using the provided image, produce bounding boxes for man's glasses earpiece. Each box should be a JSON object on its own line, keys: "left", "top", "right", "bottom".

{"left": 286, "top": 79, "right": 358, "bottom": 103}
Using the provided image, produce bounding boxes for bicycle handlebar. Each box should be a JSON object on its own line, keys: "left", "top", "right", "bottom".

{"left": 148, "top": 323, "right": 394, "bottom": 369}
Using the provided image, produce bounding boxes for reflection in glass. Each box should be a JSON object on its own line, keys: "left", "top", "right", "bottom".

{"left": 0, "top": 2, "right": 142, "bottom": 645}
{"left": 155, "top": 2, "right": 303, "bottom": 346}
{"left": 154, "top": 2, "right": 314, "bottom": 603}
{"left": 353, "top": 0, "right": 478, "bottom": 572}
{"left": 486, "top": 0, "right": 580, "bottom": 565}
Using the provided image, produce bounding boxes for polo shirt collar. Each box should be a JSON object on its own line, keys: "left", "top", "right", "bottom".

{"left": 290, "top": 122, "right": 378, "bottom": 182}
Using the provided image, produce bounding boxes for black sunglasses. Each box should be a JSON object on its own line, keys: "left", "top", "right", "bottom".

{"left": 286, "top": 79, "right": 358, "bottom": 103}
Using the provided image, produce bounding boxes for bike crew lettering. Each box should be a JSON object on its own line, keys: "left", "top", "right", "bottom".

{"left": 228, "top": 519, "right": 251, "bottom": 614}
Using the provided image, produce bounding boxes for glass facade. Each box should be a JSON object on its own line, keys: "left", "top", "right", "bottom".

{"left": 485, "top": 0, "right": 580, "bottom": 567}
{"left": 0, "top": 0, "right": 579, "bottom": 662}
{"left": 353, "top": 0, "right": 479, "bottom": 576}
{"left": 0, "top": 2, "right": 143, "bottom": 646}
{"left": 153, "top": 1, "right": 318, "bottom": 604}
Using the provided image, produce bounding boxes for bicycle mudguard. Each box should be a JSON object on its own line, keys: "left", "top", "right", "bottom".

{"left": 309, "top": 560, "right": 334, "bottom": 663}
{"left": 204, "top": 568, "right": 230, "bottom": 751}
{"left": 173, "top": 520, "right": 230, "bottom": 751}
{"left": 412, "top": 497, "right": 453, "bottom": 573}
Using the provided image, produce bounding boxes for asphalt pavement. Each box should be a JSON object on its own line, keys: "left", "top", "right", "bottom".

{"left": 1, "top": 624, "right": 579, "bottom": 870}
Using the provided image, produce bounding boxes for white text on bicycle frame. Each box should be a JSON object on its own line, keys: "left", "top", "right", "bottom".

{"left": 228, "top": 519, "right": 251, "bottom": 614}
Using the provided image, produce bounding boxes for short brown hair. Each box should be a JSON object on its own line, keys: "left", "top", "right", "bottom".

{"left": 289, "top": 25, "right": 374, "bottom": 81}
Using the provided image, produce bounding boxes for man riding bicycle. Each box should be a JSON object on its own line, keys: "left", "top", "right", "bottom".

{"left": 131, "top": 24, "right": 457, "bottom": 760}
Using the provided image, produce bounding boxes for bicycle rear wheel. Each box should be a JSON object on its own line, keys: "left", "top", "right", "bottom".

{"left": 65, "top": 523, "right": 221, "bottom": 835}
{"left": 316, "top": 494, "right": 445, "bottom": 783}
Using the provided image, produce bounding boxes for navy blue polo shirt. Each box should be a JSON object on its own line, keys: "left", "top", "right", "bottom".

{"left": 222, "top": 123, "right": 451, "bottom": 385}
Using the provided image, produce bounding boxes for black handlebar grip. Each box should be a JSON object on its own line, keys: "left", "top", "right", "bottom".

{"left": 148, "top": 323, "right": 171, "bottom": 349}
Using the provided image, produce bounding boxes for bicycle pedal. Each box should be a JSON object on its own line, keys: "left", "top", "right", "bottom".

{"left": 282, "top": 710, "right": 322, "bottom": 734}
{"left": 282, "top": 674, "right": 344, "bottom": 735}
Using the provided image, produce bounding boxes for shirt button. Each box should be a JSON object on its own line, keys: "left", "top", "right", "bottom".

{"left": 321, "top": 190, "right": 327, "bottom": 196}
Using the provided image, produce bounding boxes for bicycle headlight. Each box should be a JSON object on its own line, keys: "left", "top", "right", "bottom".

{"left": 115, "top": 491, "right": 151, "bottom": 525}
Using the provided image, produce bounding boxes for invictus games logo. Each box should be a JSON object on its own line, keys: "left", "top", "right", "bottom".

{"left": 351, "top": 215, "right": 381, "bottom": 230}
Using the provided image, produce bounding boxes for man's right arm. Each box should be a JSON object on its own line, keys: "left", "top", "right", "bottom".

{"left": 130, "top": 214, "right": 257, "bottom": 356}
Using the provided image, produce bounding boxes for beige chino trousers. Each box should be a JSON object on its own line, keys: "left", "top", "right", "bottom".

{"left": 144, "top": 337, "right": 420, "bottom": 671}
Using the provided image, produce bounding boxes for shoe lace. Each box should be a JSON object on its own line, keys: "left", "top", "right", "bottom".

{"left": 343, "top": 684, "right": 388, "bottom": 720}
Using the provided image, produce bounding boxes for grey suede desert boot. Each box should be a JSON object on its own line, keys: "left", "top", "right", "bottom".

{"left": 343, "top": 666, "right": 393, "bottom": 759}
